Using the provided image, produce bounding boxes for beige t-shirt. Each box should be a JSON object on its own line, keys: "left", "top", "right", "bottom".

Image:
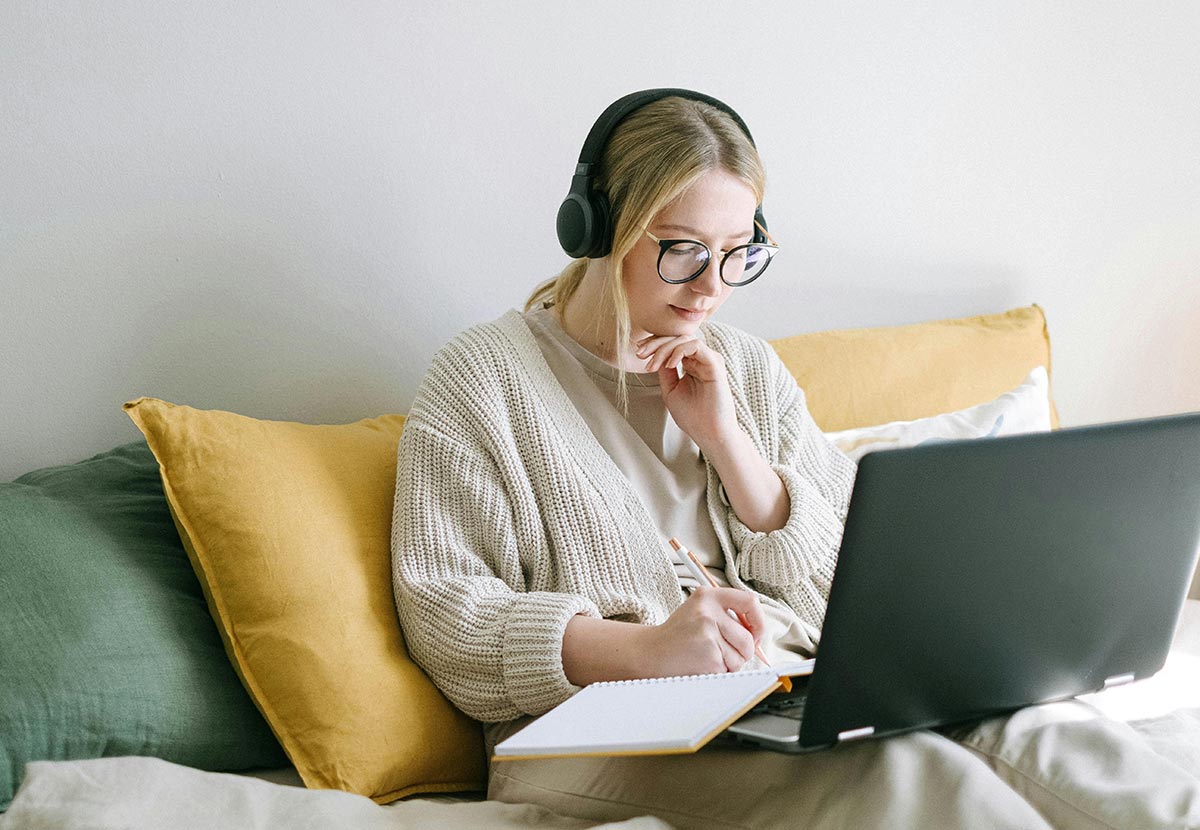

{"left": 522, "top": 305, "right": 812, "bottom": 663}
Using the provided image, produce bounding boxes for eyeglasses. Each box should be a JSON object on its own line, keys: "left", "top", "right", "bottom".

{"left": 642, "top": 222, "right": 779, "bottom": 287}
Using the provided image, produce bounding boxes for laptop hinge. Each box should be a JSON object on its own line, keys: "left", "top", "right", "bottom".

{"left": 837, "top": 726, "right": 876, "bottom": 742}
{"left": 1103, "top": 672, "right": 1136, "bottom": 689}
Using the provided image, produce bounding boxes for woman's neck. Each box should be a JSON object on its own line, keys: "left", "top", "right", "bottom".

{"left": 556, "top": 260, "right": 644, "bottom": 371}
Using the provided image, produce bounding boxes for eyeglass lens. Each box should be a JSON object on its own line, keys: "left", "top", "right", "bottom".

{"left": 658, "top": 241, "right": 773, "bottom": 286}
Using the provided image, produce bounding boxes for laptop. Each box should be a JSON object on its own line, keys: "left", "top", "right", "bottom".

{"left": 725, "top": 411, "right": 1200, "bottom": 752}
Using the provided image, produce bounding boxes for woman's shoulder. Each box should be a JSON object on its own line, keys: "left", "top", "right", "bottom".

{"left": 408, "top": 311, "right": 539, "bottom": 439}
{"left": 409, "top": 311, "right": 535, "bottom": 412}
{"left": 427, "top": 310, "right": 533, "bottom": 379}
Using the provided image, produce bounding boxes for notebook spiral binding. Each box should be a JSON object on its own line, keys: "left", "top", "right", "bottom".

{"left": 593, "top": 668, "right": 777, "bottom": 687}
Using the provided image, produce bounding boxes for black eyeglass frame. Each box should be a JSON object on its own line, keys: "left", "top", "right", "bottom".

{"left": 642, "top": 222, "right": 779, "bottom": 287}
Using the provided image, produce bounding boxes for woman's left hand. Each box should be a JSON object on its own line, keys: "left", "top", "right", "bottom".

{"left": 636, "top": 334, "right": 739, "bottom": 452}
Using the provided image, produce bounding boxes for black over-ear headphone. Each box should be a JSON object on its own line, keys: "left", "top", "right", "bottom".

{"left": 555, "top": 87, "right": 769, "bottom": 260}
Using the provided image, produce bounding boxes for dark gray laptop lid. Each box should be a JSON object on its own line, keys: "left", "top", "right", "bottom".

{"left": 799, "top": 412, "right": 1200, "bottom": 749}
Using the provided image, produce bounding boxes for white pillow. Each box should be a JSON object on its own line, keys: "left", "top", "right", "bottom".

{"left": 825, "top": 366, "right": 1052, "bottom": 462}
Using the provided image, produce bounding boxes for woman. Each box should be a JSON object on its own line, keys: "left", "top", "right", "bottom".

{"left": 392, "top": 90, "right": 1198, "bottom": 829}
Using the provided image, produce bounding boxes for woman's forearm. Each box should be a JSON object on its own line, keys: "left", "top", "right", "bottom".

{"left": 561, "top": 614, "right": 655, "bottom": 686}
{"left": 703, "top": 428, "right": 790, "bottom": 532}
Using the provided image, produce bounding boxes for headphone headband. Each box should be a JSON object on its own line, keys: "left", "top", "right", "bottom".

{"left": 575, "top": 88, "right": 757, "bottom": 174}
{"left": 556, "top": 88, "right": 767, "bottom": 259}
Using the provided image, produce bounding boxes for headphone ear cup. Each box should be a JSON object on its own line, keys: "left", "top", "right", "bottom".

{"left": 587, "top": 191, "right": 612, "bottom": 258}
{"left": 557, "top": 187, "right": 614, "bottom": 259}
{"left": 556, "top": 191, "right": 595, "bottom": 258}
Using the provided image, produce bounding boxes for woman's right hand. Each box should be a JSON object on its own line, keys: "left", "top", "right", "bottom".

{"left": 642, "top": 587, "right": 766, "bottom": 677}
{"left": 561, "top": 588, "right": 767, "bottom": 686}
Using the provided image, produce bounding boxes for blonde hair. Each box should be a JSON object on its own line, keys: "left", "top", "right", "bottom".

{"left": 526, "top": 96, "right": 766, "bottom": 407}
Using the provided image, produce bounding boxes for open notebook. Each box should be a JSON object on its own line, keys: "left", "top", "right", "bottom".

{"left": 492, "top": 660, "right": 813, "bottom": 760}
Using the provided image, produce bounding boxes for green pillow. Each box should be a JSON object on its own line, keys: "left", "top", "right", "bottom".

{"left": 0, "top": 441, "right": 287, "bottom": 810}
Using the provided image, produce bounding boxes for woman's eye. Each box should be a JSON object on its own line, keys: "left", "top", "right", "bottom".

{"left": 668, "top": 243, "right": 706, "bottom": 257}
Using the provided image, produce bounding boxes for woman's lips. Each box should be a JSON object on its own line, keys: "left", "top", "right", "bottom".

{"left": 670, "top": 305, "right": 707, "bottom": 322}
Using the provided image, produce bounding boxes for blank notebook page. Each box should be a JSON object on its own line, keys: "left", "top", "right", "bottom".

{"left": 493, "top": 669, "right": 782, "bottom": 759}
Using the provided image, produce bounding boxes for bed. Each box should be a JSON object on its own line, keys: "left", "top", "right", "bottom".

{"left": 2, "top": 305, "right": 1197, "bottom": 829}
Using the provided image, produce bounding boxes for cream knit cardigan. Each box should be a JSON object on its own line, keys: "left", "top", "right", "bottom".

{"left": 391, "top": 310, "right": 857, "bottom": 723}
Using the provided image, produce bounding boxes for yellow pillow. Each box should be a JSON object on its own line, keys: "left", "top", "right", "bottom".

{"left": 123, "top": 398, "right": 485, "bottom": 802}
{"left": 770, "top": 304, "right": 1059, "bottom": 432}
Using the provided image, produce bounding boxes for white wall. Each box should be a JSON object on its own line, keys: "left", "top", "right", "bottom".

{"left": 3, "top": 1, "right": 1199, "bottom": 484}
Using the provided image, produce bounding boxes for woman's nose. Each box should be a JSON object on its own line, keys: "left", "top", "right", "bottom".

{"left": 690, "top": 258, "right": 724, "bottom": 297}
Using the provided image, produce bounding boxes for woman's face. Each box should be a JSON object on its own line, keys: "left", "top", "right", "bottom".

{"left": 622, "top": 168, "right": 759, "bottom": 343}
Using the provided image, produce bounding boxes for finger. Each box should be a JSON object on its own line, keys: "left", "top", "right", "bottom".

{"left": 716, "top": 631, "right": 744, "bottom": 673}
{"left": 668, "top": 341, "right": 703, "bottom": 372}
{"left": 736, "top": 601, "right": 766, "bottom": 641}
{"left": 676, "top": 344, "right": 724, "bottom": 380}
{"left": 645, "top": 340, "right": 684, "bottom": 371}
{"left": 639, "top": 335, "right": 699, "bottom": 364}
{"left": 635, "top": 335, "right": 682, "bottom": 359}
{"left": 677, "top": 352, "right": 720, "bottom": 382}
{"left": 718, "top": 589, "right": 767, "bottom": 641}
{"left": 717, "top": 612, "right": 758, "bottom": 663}
{"left": 658, "top": 365, "right": 682, "bottom": 396}
{"left": 737, "top": 610, "right": 766, "bottom": 646}
{"left": 650, "top": 340, "right": 701, "bottom": 373}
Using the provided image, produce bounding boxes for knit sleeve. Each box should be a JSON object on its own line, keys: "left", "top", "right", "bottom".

{"left": 390, "top": 420, "right": 600, "bottom": 723}
{"left": 726, "top": 348, "right": 858, "bottom": 631}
